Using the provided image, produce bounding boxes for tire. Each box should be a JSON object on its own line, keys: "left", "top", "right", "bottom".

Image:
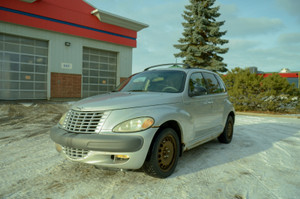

{"left": 143, "top": 128, "right": 180, "bottom": 178}
{"left": 218, "top": 116, "right": 234, "bottom": 144}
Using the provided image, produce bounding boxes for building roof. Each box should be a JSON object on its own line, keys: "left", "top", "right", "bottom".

{"left": 89, "top": 8, "right": 148, "bottom": 32}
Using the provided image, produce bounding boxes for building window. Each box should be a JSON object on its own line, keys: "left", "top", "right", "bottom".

{"left": 0, "top": 33, "right": 48, "bottom": 100}
{"left": 82, "top": 47, "right": 117, "bottom": 98}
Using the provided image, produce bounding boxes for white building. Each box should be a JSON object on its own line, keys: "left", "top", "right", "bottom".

{"left": 0, "top": 0, "right": 148, "bottom": 100}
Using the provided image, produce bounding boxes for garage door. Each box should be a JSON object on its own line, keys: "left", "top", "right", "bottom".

{"left": 82, "top": 47, "right": 117, "bottom": 98}
{"left": 0, "top": 33, "right": 48, "bottom": 100}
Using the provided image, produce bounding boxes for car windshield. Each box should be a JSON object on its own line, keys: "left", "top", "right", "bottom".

{"left": 116, "top": 70, "right": 186, "bottom": 93}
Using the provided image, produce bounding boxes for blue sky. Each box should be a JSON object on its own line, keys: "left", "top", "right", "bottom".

{"left": 86, "top": 0, "right": 300, "bottom": 73}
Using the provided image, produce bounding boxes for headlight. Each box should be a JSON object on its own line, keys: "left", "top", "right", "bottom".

{"left": 58, "top": 112, "right": 67, "bottom": 126}
{"left": 113, "top": 117, "right": 154, "bottom": 133}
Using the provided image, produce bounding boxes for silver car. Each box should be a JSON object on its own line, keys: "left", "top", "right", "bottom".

{"left": 50, "top": 64, "right": 235, "bottom": 178}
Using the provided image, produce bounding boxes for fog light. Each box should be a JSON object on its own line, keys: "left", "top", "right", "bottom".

{"left": 55, "top": 143, "right": 62, "bottom": 152}
{"left": 115, "top": 155, "right": 130, "bottom": 160}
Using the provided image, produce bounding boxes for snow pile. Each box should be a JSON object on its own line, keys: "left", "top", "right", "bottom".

{"left": 0, "top": 104, "right": 299, "bottom": 199}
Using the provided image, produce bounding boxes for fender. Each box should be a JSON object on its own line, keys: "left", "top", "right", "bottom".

{"left": 101, "top": 103, "right": 193, "bottom": 144}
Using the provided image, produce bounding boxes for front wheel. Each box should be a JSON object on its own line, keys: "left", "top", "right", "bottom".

{"left": 218, "top": 116, "right": 234, "bottom": 144}
{"left": 143, "top": 128, "right": 180, "bottom": 178}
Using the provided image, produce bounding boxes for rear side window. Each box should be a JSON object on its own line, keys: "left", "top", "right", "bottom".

{"left": 202, "top": 73, "right": 224, "bottom": 94}
{"left": 215, "top": 74, "right": 226, "bottom": 92}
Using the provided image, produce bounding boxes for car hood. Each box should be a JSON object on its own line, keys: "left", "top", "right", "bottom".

{"left": 71, "top": 92, "right": 182, "bottom": 111}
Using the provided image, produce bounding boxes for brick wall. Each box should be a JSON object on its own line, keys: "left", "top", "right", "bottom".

{"left": 51, "top": 73, "right": 81, "bottom": 98}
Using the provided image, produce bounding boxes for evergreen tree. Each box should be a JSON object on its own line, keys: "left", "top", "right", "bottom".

{"left": 174, "top": 0, "right": 229, "bottom": 72}
{"left": 260, "top": 73, "right": 300, "bottom": 112}
{"left": 222, "top": 68, "right": 300, "bottom": 113}
{"left": 222, "top": 68, "right": 264, "bottom": 111}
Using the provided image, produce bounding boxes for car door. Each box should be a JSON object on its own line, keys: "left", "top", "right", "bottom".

{"left": 202, "top": 72, "right": 226, "bottom": 135}
{"left": 183, "top": 72, "right": 214, "bottom": 145}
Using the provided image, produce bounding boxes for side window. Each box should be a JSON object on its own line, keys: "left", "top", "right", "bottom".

{"left": 189, "top": 73, "right": 206, "bottom": 95}
{"left": 215, "top": 74, "right": 226, "bottom": 93}
{"left": 202, "top": 73, "right": 223, "bottom": 94}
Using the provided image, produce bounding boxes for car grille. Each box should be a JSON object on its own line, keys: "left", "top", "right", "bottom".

{"left": 62, "top": 146, "right": 89, "bottom": 160}
{"left": 62, "top": 110, "right": 107, "bottom": 134}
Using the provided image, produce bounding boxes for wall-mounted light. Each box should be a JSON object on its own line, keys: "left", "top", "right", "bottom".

{"left": 91, "top": 9, "right": 101, "bottom": 21}
{"left": 65, "top": 42, "right": 71, "bottom": 46}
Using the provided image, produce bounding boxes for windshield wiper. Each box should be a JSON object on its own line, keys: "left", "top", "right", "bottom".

{"left": 127, "top": 90, "right": 148, "bottom": 92}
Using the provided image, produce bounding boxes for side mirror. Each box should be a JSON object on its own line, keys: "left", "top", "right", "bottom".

{"left": 190, "top": 86, "right": 207, "bottom": 97}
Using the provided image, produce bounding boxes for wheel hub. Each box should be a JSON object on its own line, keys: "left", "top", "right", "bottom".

{"left": 158, "top": 135, "right": 176, "bottom": 171}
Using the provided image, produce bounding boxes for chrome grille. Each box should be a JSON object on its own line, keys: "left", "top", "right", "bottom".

{"left": 62, "top": 110, "right": 107, "bottom": 133}
{"left": 62, "top": 146, "right": 89, "bottom": 160}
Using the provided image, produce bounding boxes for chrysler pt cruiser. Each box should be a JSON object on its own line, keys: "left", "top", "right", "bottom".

{"left": 50, "top": 63, "right": 235, "bottom": 178}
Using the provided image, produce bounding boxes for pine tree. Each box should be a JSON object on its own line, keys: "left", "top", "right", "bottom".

{"left": 174, "top": 0, "right": 229, "bottom": 72}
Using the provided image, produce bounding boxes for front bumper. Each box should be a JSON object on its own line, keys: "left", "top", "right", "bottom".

{"left": 50, "top": 125, "right": 157, "bottom": 169}
{"left": 50, "top": 126, "right": 144, "bottom": 152}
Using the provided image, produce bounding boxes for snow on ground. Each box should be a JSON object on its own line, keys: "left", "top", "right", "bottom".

{"left": 0, "top": 103, "right": 299, "bottom": 199}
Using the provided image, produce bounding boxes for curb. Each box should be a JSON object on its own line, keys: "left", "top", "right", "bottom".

{"left": 236, "top": 112, "right": 300, "bottom": 119}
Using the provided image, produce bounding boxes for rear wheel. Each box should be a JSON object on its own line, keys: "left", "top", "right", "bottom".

{"left": 143, "top": 128, "right": 180, "bottom": 178}
{"left": 218, "top": 116, "right": 234, "bottom": 144}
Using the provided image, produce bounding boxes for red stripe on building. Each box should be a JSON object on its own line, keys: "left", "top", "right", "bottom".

{"left": 0, "top": 0, "right": 137, "bottom": 47}
{"left": 263, "top": 73, "right": 298, "bottom": 78}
